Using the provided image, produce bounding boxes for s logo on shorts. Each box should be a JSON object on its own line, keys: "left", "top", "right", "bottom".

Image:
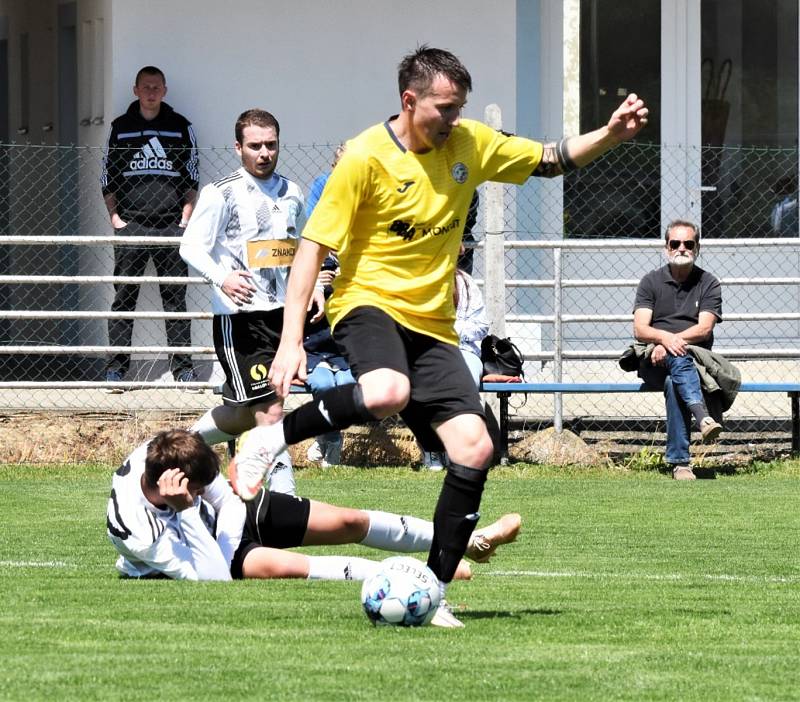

{"left": 451, "top": 162, "right": 468, "bottom": 184}
{"left": 250, "top": 363, "right": 268, "bottom": 381}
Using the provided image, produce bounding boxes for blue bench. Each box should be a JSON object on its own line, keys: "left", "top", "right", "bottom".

{"left": 480, "top": 382, "right": 800, "bottom": 463}
{"left": 225, "top": 382, "right": 800, "bottom": 464}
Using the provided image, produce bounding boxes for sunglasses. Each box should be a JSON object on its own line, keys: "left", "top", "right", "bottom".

{"left": 667, "top": 239, "right": 696, "bottom": 250}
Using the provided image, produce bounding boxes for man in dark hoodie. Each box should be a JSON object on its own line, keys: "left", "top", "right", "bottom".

{"left": 101, "top": 65, "right": 200, "bottom": 391}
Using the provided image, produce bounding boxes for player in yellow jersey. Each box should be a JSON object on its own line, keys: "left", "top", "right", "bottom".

{"left": 230, "top": 46, "right": 648, "bottom": 627}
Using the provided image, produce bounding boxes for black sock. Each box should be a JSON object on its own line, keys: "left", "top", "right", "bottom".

{"left": 688, "top": 402, "right": 708, "bottom": 427}
{"left": 284, "top": 383, "right": 377, "bottom": 444}
{"left": 426, "top": 463, "right": 487, "bottom": 584}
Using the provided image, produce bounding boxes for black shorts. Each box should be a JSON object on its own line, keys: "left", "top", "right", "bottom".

{"left": 333, "top": 306, "right": 484, "bottom": 446}
{"left": 229, "top": 490, "right": 311, "bottom": 579}
{"left": 213, "top": 309, "right": 283, "bottom": 406}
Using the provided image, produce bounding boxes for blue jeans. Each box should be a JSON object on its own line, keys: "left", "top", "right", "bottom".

{"left": 305, "top": 365, "right": 356, "bottom": 445}
{"left": 639, "top": 354, "right": 704, "bottom": 466}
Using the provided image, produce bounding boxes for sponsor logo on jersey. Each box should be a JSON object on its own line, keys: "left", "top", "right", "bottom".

{"left": 272, "top": 203, "right": 281, "bottom": 212}
{"left": 249, "top": 363, "right": 268, "bottom": 381}
{"left": 389, "top": 220, "right": 416, "bottom": 241}
{"left": 451, "top": 162, "right": 468, "bottom": 184}
{"left": 422, "top": 218, "right": 461, "bottom": 237}
{"left": 389, "top": 217, "right": 461, "bottom": 242}
{"left": 396, "top": 181, "right": 415, "bottom": 193}
{"left": 129, "top": 137, "right": 174, "bottom": 172}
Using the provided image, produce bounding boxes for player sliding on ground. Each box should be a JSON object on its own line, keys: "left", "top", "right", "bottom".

{"left": 106, "top": 429, "right": 521, "bottom": 592}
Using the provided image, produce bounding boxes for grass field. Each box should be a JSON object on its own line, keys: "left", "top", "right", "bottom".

{"left": 2, "top": 461, "right": 800, "bottom": 701}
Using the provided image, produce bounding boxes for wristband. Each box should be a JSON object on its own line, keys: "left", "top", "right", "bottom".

{"left": 179, "top": 219, "right": 189, "bottom": 228}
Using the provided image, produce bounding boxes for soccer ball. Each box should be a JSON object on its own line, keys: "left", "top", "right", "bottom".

{"left": 360, "top": 556, "right": 441, "bottom": 627}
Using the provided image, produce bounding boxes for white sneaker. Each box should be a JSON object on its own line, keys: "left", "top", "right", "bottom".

{"left": 102, "top": 369, "right": 125, "bottom": 394}
{"left": 430, "top": 600, "right": 465, "bottom": 629}
{"left": 266, "top": 450, "right": 296, "bottom": 496}
{"left": 422, "top": 451, "right": 446, "bottom": 472}
{"left": 466, "top": 513, "right": 522, "bottom": 564}
{"left": 229, "top": 425, "right": 287, "bottom": 501}
{"left": 306, "top": 440, "right": 324, "bottom": 463}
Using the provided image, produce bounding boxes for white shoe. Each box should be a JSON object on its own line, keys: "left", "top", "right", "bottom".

{"left": 102, "top": 369, "right": 125, "bottom": 394}
{"left": 430, "top": 600, "right": 464, "bottom": 629}
{"left": 306, "top": 440, "right": 324, "bottom": 463}
{"left": 266, "top": 450, "right": 296, "bottom": 496}
{"left": 466, "top": 513, "right": 522, "bottom": 564}
{"left": 421, "top": 451, "right": 446, "bottom": 472}
{"left": 229, "top": 425, "right": 287, "bottom": 501}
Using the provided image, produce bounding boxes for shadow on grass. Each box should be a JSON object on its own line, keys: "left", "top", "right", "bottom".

{"left": 462, "top": 608, "right": 563, "bottom": 621}
{"left": 654, "top": 466, "right": 718, "bottom": 479}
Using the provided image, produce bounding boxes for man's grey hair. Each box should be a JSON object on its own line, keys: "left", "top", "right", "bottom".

{"left": 664, "top": 219, "right": 700, "bottom": 243}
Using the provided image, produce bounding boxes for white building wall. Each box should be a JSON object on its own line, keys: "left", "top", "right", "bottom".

{"left": 101, "top": 0, "right": 527, "bottom": 380}
{"left": 104, "top": 0, "right": 520, "bottom": 151}
{"left": 0, "top": 0, "right": 535, "bottom": 380}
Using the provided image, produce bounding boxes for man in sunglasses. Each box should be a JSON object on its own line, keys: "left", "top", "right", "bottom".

{"left": 633, "top": 220, "right": 725, "bottom": 480}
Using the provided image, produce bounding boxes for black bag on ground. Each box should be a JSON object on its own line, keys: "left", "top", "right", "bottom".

{"left": 480, "top": 335, "right": 524, "bottom": 377}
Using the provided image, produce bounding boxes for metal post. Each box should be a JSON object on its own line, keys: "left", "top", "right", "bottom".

{"left": 499, "top": 392, "right": 510, "bottom": 465}
{"left": 483, "top": 104, "right": 506, "bottom": 452}
{"left": 553, "top": 246, "right": 563, "bottom": 432}
{"left": 483, "top": 104, "right": 506, "bottom": 337}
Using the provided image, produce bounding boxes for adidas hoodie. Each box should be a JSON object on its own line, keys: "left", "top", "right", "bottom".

{"left": 101, "top": 101, "right": 199, "bottom": 227}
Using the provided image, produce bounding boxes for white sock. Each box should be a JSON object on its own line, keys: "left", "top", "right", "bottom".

{"left": 267, "top": 449, "right": 296, "bottom": 495}
{"left": 189, "top": 410, "right": 237, "bottom": 446}
{"left": 360, "top": 511, "right": 433, "bottom": 552}
{"left": 306, "top": 556, "right": 381, "bottom": 581}
{"left": 438, "top": 580, "right": 448, "bottom": 603}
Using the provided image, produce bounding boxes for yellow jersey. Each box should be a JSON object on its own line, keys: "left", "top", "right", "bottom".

{"left": 302, "top": 117, "right": 543, "bottom": 343}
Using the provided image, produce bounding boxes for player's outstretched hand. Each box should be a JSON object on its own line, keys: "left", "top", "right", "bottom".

{"left": 607, "top": 93, "right": 649, "bottom": 142}
{"left": 269, "top": 340, "right": 307, "bottom": 399}
{"left": 158, "top": 468, "right": 195, "bottom": 512}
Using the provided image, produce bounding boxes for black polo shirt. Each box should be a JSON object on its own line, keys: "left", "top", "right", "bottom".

{"left": 634, "top": 264, "right": 722, "bottom": 349}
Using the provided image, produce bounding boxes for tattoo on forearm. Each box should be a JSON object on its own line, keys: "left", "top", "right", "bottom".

{"left": 556, "top": 137, "right": 578, "bottom": 172}
{"left": 532, "top": 138, "right": 579, "bottom": 178}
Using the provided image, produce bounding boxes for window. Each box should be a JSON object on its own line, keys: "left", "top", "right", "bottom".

{"left": 701, "top": 0, "right": 798, "bottom": 237}
{"left": 565, "top": 0, "right": 661, "bottom": 238}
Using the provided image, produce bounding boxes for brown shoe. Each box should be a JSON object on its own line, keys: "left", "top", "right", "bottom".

{"left": 700, "top": 416, "right": 722, "bottom": 442}
{"left": 672, "top": 465, "right": 696, "bottom": 481}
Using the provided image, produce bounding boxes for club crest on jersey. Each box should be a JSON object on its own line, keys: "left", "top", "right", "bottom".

{"left": 451, "top": 162, "right": 468, "bottom": 184}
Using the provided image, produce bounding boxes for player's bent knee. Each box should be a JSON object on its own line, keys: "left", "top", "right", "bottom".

{"left": 361, "top": 387, "right": 409, "bottom": 417}
{"left": 469, "top": 434, "right": 495, "bottom": 469}
{"left": 341, "top": 509, "right": 370, "bottom": 541}
{"left": 440, "top": 416, "right": 494, "bottom": 468}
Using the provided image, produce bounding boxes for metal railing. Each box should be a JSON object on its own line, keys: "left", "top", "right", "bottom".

{"left": 1, "top": 105, "right": 799, "bottom": 443}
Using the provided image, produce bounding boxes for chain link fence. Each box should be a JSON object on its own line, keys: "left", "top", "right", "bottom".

{"left": 1, "top": 137, "right": 798, "bottom": 461}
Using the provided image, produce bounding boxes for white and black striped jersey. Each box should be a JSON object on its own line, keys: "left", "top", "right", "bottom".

{"left": 106, "top": 441, "right": 246, "bottom": 580}
{"left": 180, "top": 168, "right": 306, "bottom": 315}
